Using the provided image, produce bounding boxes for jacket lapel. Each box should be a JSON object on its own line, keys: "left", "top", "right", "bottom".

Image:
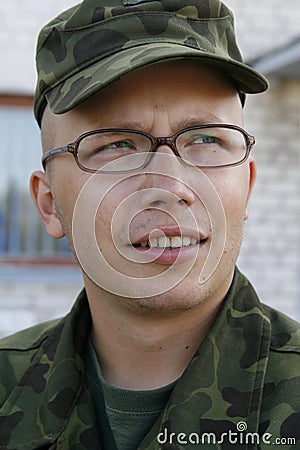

{"left": 139, "top": 270, "right": 271, "bottom": 449}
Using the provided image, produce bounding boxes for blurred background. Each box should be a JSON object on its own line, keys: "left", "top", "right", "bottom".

{"left": 0, "top": 0, "right": 299, "bottom": 337}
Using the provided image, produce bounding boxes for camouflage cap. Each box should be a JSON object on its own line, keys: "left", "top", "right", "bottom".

{"left": 34, "top": 0, "right": 268, "bottom": 126}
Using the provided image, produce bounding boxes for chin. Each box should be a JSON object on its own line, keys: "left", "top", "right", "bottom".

{"left": 123, "top": 283, "right": 214, "bottom": 316}
{"left": 130, "top": 263, "right": 235, "bottom": 316}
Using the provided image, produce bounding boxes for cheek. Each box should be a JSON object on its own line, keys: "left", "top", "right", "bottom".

{"left": 50, "top": 165, "right": 95, "bottom": 237}
{"left": 210, "top": 168, "right": 250, "bottom": 230}
{"left": 95, "top": 183, "right": 134, "bottom": 247}
{"left": 54, "top": 178, "right": 83, "bottom": 221}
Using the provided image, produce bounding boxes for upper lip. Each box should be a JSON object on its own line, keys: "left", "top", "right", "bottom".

{"left": 131, "top": 226, "right": 207, "bottom": 246}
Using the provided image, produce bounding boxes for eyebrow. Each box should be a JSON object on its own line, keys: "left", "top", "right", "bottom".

{"left": 172, "top": 115, "right": 225, "bottom": 130}
{"left": 108, "top": 120, "right": 149, "bottom": 132}
{"left": 102, "top": 115, "right": 225, "bottom": 134}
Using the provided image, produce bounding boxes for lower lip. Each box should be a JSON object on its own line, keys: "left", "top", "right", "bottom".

{"left": 133, "top": 242, "right": 206, "bottom": 265}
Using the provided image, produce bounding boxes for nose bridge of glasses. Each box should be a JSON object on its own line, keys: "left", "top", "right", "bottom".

{"left": 153, "top": 136, "right": 180, "bottom": 157}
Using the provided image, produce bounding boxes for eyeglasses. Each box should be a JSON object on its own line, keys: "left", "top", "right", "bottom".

{"left": 42, "top": 124, "right": 255, "bottom": 173}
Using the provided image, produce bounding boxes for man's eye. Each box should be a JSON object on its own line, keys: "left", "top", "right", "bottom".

{"left": 102, "top": 140, "right": 135, "bottom": 150}
{"left": 191, "top": 134, "right": 218, "bottom": 144}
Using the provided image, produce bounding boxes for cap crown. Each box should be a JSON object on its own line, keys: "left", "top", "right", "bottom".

{"left": 34, "top": 0, "right": 268, "bottom": 125}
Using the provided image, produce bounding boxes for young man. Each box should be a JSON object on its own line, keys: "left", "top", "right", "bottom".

{"left": 0, "top": 1, "right": 299, "bottom": 449}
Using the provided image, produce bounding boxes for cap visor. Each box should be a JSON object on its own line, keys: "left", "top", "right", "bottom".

{"left": 46, "top": 42, "right": 269, "bottom": 115}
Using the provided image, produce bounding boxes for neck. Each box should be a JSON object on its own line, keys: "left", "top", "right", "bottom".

{"left": 86, "top": 284, "right": 224, "bottom": 390}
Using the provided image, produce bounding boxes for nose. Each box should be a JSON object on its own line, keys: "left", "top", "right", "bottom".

{"left": 140, "top": 145, "right": 196, "bottom": 209}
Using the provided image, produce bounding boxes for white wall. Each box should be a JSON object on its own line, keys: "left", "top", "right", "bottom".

{"left": 0, "top": 0, "right": 76, "bottom": 94}
{"left": 225, "top": 0, "right": 300, "bottom": 60}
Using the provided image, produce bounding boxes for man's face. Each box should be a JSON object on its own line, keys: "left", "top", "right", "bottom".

{"left": 39, "top": 61, "right": 255, "bottom": 313}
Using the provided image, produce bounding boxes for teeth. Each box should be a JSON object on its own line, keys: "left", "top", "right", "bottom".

{"left": 158, "top": 236, "right": 170, "bottom": 248}
{"left": 170, "top": 236, "right": 182, "bottom": 248}
{"left": 149, "top": 237, "right": 158, "bottom": 248}
{"left": 182, "top": 236, "right": 191, "bottom": 247}
{"left": 139, "top": 236, "right": 201, "bottom": 249}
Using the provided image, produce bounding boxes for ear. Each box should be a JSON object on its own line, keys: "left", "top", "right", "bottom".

{"left": 30, "top": 170, "right": 65, "bottom": 238}
{"left": 244, "top": 157, "right": 257, "bottom": 221}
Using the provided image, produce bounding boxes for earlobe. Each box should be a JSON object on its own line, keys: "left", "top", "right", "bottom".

{"left": 30, "top": 170, "right": 65, "bottom": 238}
{"left": 244, "top": 158, "right": 257, "bottom": 221}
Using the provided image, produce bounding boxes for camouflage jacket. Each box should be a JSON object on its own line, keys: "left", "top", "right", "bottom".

{"left": 0, "top": 269, "right": 299, "bottom": 449}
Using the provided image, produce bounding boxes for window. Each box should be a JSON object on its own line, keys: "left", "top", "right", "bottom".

{"left": 0, "top": 97, "right": 71, "bottom": 261}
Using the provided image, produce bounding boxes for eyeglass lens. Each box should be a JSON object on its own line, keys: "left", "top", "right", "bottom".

{"left": 76, "top": 127, "right": 248, "bottom": 172}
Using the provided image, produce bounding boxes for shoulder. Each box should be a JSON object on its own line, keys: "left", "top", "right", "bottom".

{"left": 0, "top": 318, "right": 62, "bottom": 351}
{"left": 262, "top": 303, "right": 300, "bottom": 353}
{"left": 0, "top": 290, "right": 88, "bottom": 409}
{"left": 259, "top": 306, "right": 300, "bottom": 438}
{"left": 262, "top": 304, "right": 300, "bottom": 386}
{"left": 232, "top": 269, "right": 300, "bottom": 352}
{"left": 0, "top": 289, "right": 88, "bottom": 353}
{"left": 0, "top": 317, "right": 64, "bottom": 407}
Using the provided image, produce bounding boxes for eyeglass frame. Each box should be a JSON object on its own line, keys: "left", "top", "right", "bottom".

{"left": 41, "top": 124, "right": 255, "bottom": 174}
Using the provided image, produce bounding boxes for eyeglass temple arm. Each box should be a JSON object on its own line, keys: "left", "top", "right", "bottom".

{"left": 248, "top": 135, "right": 255, "bottom": 148}
{"left": 41, "top": 145, "right": 70, "bottom": 169}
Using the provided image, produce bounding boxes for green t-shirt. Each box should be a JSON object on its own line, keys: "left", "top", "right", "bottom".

{"left": 85, "top": 338, "right": 175, "bottom": 450}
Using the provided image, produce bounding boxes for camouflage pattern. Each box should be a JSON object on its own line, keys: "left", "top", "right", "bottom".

{"left": 0, "top": 269, "right": 299, "bottom": 449}
{"left": 34, "top": 0, "right": 269, "bottom": 125}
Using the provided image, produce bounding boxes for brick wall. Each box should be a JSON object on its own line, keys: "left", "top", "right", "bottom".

{"left": 238, "top": 79, "right": 300, "bottom": 321}
{"left": 224, "top": 1, "right": 300, "bottom": 321}
{"left": 1, "top": 1, "right": 300, "bottom": 338}
{"left": 0, "top": 264, "right": 84, "bottom": 338}
{"left": 0, "top": 277, "right": 81, "bottom": 338}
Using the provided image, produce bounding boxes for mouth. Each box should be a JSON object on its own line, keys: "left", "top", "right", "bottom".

{"left": 133, "top": 235, "right": 204, "bottom": 250}
{"left": 130, "top": 227, "right": 208, "bottom": 265}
